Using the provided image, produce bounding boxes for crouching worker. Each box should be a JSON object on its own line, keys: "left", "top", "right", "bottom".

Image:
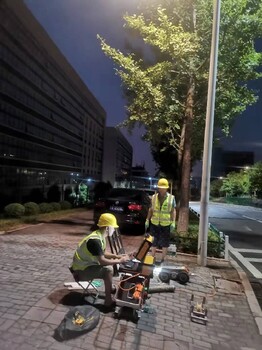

{"left": 70, "top": 213, "right": 130, "bottom": 308}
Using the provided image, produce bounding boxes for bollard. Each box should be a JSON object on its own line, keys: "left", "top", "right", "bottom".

{"left": 224, "top": 235, "right": 229, "bottom": 260}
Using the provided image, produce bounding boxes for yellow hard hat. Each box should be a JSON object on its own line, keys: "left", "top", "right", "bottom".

{"left": 157, "top": 178, "right": 169, "bottom": 189}
{"left": 98, "top": 213, "right": 119, "bottom": 228}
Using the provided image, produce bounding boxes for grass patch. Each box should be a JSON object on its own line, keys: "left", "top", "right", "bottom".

{"left": 0, "top": 208, "right": 87, "bottom": 232}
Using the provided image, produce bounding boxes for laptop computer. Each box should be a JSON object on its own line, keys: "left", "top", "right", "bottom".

{"left": 119, "top": 234, "right": 154, "bottom": 271}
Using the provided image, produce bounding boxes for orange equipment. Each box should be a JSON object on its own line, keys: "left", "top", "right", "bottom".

{"left": 132, "top": 283, "right": 144, "bottom": 300}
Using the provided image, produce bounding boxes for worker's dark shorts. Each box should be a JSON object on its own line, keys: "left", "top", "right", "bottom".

{"left": 71, "top": 265, "right": 113, "bottom": 282}
{"left": 150, "top": 223, "right": 170, "bottom": 248}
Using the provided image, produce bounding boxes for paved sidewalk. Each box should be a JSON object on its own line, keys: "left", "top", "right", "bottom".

{"left": 0, "top": 210, "right": 262, "bottom": 350}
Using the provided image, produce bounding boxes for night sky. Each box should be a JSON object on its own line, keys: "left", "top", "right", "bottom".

{"left": 24, "top": 0, "right": 262, "bottom": 177}
{"left": 24, "top": 0, "right": 156, "bottom": 175}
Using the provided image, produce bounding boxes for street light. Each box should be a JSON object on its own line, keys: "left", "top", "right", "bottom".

{"left": 197, "top": 0, "right": 221, "bottom": 266}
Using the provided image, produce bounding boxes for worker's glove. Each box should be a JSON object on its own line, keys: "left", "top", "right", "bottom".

{"left": 145, "top": 219, "right": 150, "bottom": 231}
{"left": 170, "top": 222, "right": 176, "bottom": 233}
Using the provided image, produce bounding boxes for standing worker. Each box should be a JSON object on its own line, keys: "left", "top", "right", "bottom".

{"left": 145, "top": 178, "right": 176, "bottom": 263}
{"left": 70, "top": 213, "right": 130, "bottom": 308}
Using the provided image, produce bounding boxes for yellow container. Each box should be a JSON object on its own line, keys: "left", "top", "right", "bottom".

{"left": 144, "top": 255, "right": 154, "bottom": 265}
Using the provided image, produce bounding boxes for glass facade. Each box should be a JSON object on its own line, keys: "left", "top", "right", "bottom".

{"left": 0, "top": 0, "right": 106, "bottom": 206}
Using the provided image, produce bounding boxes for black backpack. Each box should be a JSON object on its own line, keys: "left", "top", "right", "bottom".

{"left": 54, "top": 305, "right": 100, "bottom": 341}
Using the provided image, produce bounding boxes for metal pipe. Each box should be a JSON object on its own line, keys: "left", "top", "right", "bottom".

{"left": 197, "top": 0, "right": 221, "bottom": 266}
{"left": 148, "top": 285, "right": 175, "bottom": 293}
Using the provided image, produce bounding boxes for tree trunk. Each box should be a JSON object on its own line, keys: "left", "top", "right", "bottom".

{"left": 177, "top": 77, "right": 195, "bottom": 233}
{"left": 174, "top": 120, "right": 186, "bottom": 207}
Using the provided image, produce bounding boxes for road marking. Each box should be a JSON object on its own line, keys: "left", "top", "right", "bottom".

{"left": 237, "top": 249, "right": 262, "bottom": 254}
{"left": 245, "top": 226, "right": 252, "bottom": 231}
{"left": 243, "top": 215, "right": 262, "bottom": 223}
{"left": 248, "top": 258, "right": 262, "bottom": 263}
{"left": 229, "top": 243, "right": 262, "bottom": 279}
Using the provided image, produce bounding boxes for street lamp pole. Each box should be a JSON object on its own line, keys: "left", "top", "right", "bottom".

{"left": 197, "top": 0, "right": 221, "bottom": 266}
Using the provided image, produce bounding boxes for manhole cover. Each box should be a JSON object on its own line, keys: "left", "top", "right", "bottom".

{"left": 214, "top": 277, "right": 244, "bottom": 294}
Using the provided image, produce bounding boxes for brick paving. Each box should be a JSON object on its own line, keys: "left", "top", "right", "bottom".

{"left": 0, "top": 210, "right": 262, "bottom": 350}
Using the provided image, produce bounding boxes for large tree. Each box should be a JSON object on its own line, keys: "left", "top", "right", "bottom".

{"left": 98, "top": 0, "right": 262, "bottom": 232}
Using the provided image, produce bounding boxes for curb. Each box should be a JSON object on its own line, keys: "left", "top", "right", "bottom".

{"left": 230, "top": 258, "right": 262, "bottom": 335}
{"left": 0, "top": 222, "right": 44, "bottom": 235}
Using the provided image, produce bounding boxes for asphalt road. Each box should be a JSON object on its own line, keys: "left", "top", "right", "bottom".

{"left": 190, "top": 201, "right": 262, "bottom": 308}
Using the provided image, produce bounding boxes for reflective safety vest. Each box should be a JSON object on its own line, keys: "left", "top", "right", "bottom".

{"left": 151, "top": 193, "right": 174, "bottom": 226}
{"left": 71, "top": 230, "right": 106, "bottom": 271}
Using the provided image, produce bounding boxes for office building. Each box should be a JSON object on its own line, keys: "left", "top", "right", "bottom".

{"left": 102, "top": 127, "right": 133, "bottom": 186}
{"left": 0, "top": 0, "right": 106, "bottom": 206}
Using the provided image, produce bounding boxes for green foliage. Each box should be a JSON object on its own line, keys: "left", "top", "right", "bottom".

{"left": 78, "top": 184, "right": 89, "bottom": 205}
{"left": 49, "top": 202, "right": 61, "bottom": 211}
{"left": 221, "top": 170, "right": 250, "bottom": 196}
{"left": 98, "top": 0, "right": 262, "bottom": 233}
{"left": 170, "top": 210, "right": 223, "bottom": 257}
{"left": 176, "top": 227, "right": 222, "bottom": 257}
{"left": 210, "top": 179, "right": 224, "bottom": 198}
{"left": 24, "top": 202, "right": 40, "bottom": 216}
{"left": 39, "top": 202, "right": 53, "bottom": 214}
{"left": 219, "top": 162, "right": 262, "bottom": 199}
{"left": 98, "top": 0, "right": 262, "bottom": 161}
{"left": 59, "top": 200, "right": 72, "bottom": 210}
{"left": 225, "top": 197, "right": 252, "bottom": 206}
{"left": 4, "top": 203, "right": 25, "bottom": 218}
{"left": 249, "top": 162, "right": 262, "bottom": 197}
{"left": 0, "top": 208, "right": 88, "bottom": 232}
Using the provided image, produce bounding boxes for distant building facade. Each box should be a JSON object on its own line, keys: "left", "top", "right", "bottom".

{"left": 102, "top": 127, "right": 133, "bottom": 186}
{"left": 131, "top": 165, "right": 149, "bottom": 178}
{"left": 0, "top": 0, "right": 106, "bottom": 206}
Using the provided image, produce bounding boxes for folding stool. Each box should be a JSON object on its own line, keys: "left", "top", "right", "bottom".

{"left": 64, "top": 267, "right": 100, "bottom": 300}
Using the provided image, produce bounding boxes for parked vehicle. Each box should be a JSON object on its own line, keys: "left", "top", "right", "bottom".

{"left": 137, "top": 188, "right": 156, "bottom": 199}
{"left": 93, "top": 188, "right": 151, "bottom": 232}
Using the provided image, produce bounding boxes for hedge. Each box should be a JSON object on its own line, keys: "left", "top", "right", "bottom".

{"left": 24, "top": 202, "right": 39, "bottom": 216}
{"left": 3, "top": 201, "right": 73, "bottom": 216}
{"left": 4, "top": 203, "right": 25, "bottom": 218}
{"left": 59, "top": 200, "right": 72, "bottom": 210}
{"left": 49, "top": 202, "right": 61, "bottom": 211}
{"left": 39, "top": 202, "right": 53, "bottom": 213}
